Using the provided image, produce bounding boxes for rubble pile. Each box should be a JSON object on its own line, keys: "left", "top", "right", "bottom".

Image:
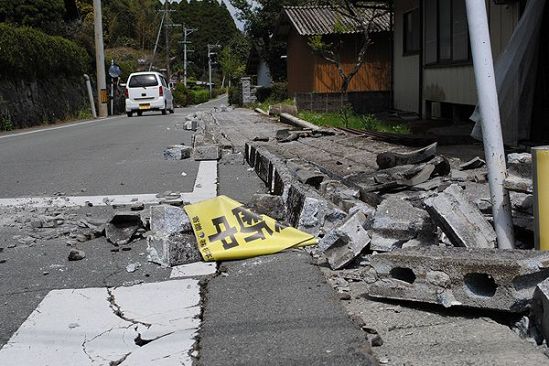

{"left": 245, "top": 130, "right": 549, "bottom": 346}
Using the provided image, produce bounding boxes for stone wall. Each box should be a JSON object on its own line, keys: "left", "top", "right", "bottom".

{"left": 0, "top": 77, "right": 88, "bottom": 129}
{"left": 294, "top": 91, "right": 391, "bottom": 114}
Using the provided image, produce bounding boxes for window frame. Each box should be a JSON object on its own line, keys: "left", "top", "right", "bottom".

{"left": 403, "top": 8, "right": 421, "bottom": 56}
{"left": 424, "top": 0, "right": 472, "bottom": 67}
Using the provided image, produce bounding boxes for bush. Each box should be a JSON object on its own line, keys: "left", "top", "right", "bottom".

{"left": 255, "top": 87, "right": 272, "bottom": 103}
{"left": 173, "top": 83, "right": 188, "bottom": 107}
{"left": 0, "top": 23, "right": 88, "bottom": 80}
{"left": 188, "top": 89, "right": 209, "bottom": 105}
{"left": 271, "top": 82, "right": 288, "bottom": 102}
{"left": 228, "top": 86, "right": 241, "bottom": 106}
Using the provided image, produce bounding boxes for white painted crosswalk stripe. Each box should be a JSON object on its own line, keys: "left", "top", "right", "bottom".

{"left": 0, "top": 280, "right": 201, "bottom": 365}
{"left": 0, "top": 160, "right": 218, "bottom": 208}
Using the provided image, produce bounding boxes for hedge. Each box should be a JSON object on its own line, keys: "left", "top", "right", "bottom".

{"left": 0, "top": 23, "right": 88, "bottom": 80}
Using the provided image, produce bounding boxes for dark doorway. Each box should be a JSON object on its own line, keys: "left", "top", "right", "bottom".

{"left": 530, "top": 3, "right": 549, "bottom": 143}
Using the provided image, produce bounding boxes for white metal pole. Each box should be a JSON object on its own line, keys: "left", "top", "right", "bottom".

{"left": 184, "top": 28, "right": 188, "bottom": 87}
{"left": 465, "top": 0, "right": 514, "bottom": 249}
{"left": 208, "top": 45, "right": 212, "bottom": 97}
{"left": 93, "top": 0, "right": 108, "bottom": 118}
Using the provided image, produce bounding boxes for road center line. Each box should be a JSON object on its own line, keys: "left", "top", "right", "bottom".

{"left": 0, "top": 160, "right": 218, "bottom": 208}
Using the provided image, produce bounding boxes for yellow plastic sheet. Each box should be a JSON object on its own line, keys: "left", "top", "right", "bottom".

{"left": 184, "top": 195, "right": 317, "bottom": 261}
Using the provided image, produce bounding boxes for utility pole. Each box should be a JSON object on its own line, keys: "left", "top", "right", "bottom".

{"left": 180, "top": 26, "right": 197, "bottom": 87}
{"left": 93, "top": 0, "right": 107, "bottom": 118}
{"left": 207, "top": 44, "right": 220, "bottom": 98}
{"left": 465, "top": 0, "right": 514, "bottom": 249}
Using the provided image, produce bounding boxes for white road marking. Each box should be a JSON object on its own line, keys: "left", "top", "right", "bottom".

{"left": 0, "top": 160, "right": 218, "bottom": 208}
{"left": 0, "top": 116, "right": 120, "bottom": 140}
{"left": 170, "top": 262, "right": 217, "bottom": 278}
{"left": 0, "top": 280, "right": 201, "bottom": 365}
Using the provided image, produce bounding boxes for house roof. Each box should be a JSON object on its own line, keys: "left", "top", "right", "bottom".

{"left": 280, "top": 5, "right": 391, "bottom": 36}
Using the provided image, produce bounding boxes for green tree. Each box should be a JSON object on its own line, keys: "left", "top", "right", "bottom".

{"left": 230, "top": 0, "right": 310, "bottom": 81}
{"left": 0, "top": 0, "right": 67, "bottom": 35}
{"left": 219, "top": 34, "right": 251, "bottom": 86}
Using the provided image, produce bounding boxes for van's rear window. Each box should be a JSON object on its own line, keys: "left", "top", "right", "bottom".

{"left": 128, "top": 74, "right": 158, "bottom": 87}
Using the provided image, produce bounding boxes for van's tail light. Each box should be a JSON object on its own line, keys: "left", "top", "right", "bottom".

{"left": 159, "top": 86, "right": 164, "bottom": 97}
{"left": 124, "top": 88, "right": 128, "bottom": 98}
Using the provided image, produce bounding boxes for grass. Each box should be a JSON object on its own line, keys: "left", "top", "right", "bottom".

{"left": 298, "top": 110, "right": 411, "bottom": 135}
{"left": 251, "top": 98, "right": 295, "bottom": 113}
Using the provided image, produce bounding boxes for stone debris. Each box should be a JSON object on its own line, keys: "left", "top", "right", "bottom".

{"left": 68, "top": 249, "right": 86, "bottom": 261}
{"left": 247, "top": 194, "right": 286, "bottom": 221}
{"left": 125, "top": 262, "right": 141, "bottom": 273}
{"left": 147, "top": 233, "right": 202, "bottom": 267}
{"left": 163, "top": 145, "right": 192, "bottom": 160}
{"left": 105, "top": 212, "right": 143, "bottom": 246}
{"left": 376, "top": 142, "right": 437, "bottom": 169}
{"left": 505, "top": 152, "right": 533, "bottom": 194}
{"left": 532, "top": 278, "right": 549, "bottom": 345}
{"left": 320, "top": 212, "right": 371, "bottom": 270}
{"left": 146, "top": 204, "right": 200, "bottom": 267}
{"left": 149, "top": 205, "right": 192, "bottom": 237}
{"left": 459, "top": 156, "right": 485, "bottom": 170}
{"left": 425, "top": 184, "right": 496, "bottom": 249}
{"left": 368, "top": 246, "right": 549, "bottom": 312}
{"left": 370, "top": 197, "right": 436, "bottom": 252}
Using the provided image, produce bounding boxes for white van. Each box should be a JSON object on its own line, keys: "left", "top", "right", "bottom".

{"left": 125, "top": 72, "right": 174, "bottom": 117}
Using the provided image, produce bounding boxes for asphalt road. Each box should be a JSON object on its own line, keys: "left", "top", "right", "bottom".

{"left": 0, "top": 97, "right": 227, "bottom": 198}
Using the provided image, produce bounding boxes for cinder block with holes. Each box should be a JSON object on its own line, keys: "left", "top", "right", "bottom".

{"left": 368, "top": 247, "right": 549, "bottom": 312}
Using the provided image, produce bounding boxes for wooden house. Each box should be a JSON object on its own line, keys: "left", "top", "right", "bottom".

{"left": 276, "top": 6, "right": 393, "bottom": 113}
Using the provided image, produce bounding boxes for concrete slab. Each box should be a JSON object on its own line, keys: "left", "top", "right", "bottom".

{"left": 369, "top": 246, "right": 549, "bottom": 312}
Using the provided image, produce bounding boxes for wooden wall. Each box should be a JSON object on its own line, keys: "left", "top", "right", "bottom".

{"left": 287, "top": 30, "right": 392, "bottom": 94}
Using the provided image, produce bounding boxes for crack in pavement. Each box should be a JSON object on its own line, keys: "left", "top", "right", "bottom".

{"left": 106, "top": 287, "right": 152, "bottom": 328}
{"left": 109, "top": 352, "right": 131, "bottom": 366}
{"left": 134, "top": 331, "right": 175, "bottom": 347}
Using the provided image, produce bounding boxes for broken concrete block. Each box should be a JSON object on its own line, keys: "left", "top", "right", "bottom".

{"left": 184, "top": 120, "right": 198, "bottom": 131}
{"left": 376, "top": 142, "right": 437, "bottom": 169}
{"left": 532, "top": 278, "right": 549, "bottom": 344}
{"left": 459, "top": 156, "right": 486, "bottom": 170}
{"left": 511, "top": 192, "right": 534, "bottom": 214}
{"left": 287, "top": 161, "right": 327, "bottom": 187}
{"left": 297, "top": 196, "right": 346, "bottom": 236}
{"left": 368, "top": 246, "right": 549, "bottom": 312}
{"left": 105, "top": 212, "right": 143, "bottom": 246}
{"left": 193, "top": 145, "right": 220, "bottom": 161}
{"left": 163, "top": 145, "right": 192, "bottom": 160}
{"left": 150, "top": 205, "right": 192, "bottom": 237}
{"left": 247, "top": 194, "right": 286, "bottom": 221}
{"left": 370, "top": 197, "right": 435, "bottom": 252}
{"left": 504, "top": 175, "right": 533, "bottom": 194}
{"left": 147, "top": 233, "right": 202, "bottom": 267}
{"left": 319, "top": 212, "right": 371, "bottom": 270}
{"left": 508, "top": 153, "right": 532, "bottom": 178}
{"left": 68, "top": 249, "right": 86, "bottom": 261}
{"left": 424, "top": 184, "right": 496, "bottom": 249}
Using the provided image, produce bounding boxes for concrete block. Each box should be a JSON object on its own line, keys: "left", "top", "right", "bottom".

{"left": 163, "top": 145, "right": 192, "bottom": 160}
{"left": 150, "top": 205, "right": 192, "bottom": 237}
{"left": 193, "top": 145, "right": 220, "bottom": 161}
{"left": 508, "top": 153, "right": 532, "bottom": 179}
{"left": 504, "top": 175, "right": 533, "bottom": 194}
{"left": 424, "top": 184, "right": 496, "bottom": 249}
{"left": 184, "top": 120, "right": 198, "bottom": 131}
{"left": 376, "top": 142, "right": 437, "bottom": 169}
{"left": 147, "top": 233, "right": 202, "bottom": 267}
{"left": 370, "top": 197, "right": 435, "bottom": 252}
{"left": 369, "top": 246, "right": 549, "bottom": 312}
{"left": 320, "top": 212, "right": 371, "bottom": 270}
{"left": 297, "top": 196, "right": 346, "bottom": 236}
{"left": 532, "top": 278, "right": 549, "bottom": 344}
{"left": 247, "top": 194, "right": 286, "bottom": 221}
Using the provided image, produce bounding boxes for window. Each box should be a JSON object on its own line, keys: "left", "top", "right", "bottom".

{"left": 403, "top": 8, "right": 420, "bottom": 55}
{"left": 128, "top": 74, "right": 159, "bottom": 87}
{"left": 424, "top": 0, "right": 470, "bottom": 65}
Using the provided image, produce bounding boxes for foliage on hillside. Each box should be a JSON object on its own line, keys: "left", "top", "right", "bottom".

{"left": 0, "top": 24, "right": 88, "bottom": 80}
